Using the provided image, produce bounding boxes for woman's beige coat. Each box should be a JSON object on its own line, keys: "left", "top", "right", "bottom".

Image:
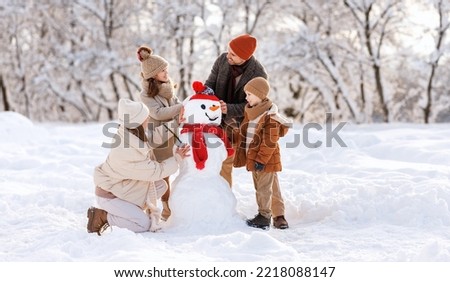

{"left": 94, "top": 126, "right": 179, "bottom": 208}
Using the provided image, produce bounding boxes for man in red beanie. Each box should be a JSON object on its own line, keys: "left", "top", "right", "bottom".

{"left": 205, "top": 34, "right": 268, "bottom": 188}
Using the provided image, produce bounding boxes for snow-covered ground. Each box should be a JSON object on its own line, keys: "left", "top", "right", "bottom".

{"left": 1, "top": 111, "right": 449, "bottom": 262}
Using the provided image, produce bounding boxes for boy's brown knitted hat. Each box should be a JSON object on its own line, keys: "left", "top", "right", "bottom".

{"left": 244, "top": 77, "right": 270, "bottom": 100}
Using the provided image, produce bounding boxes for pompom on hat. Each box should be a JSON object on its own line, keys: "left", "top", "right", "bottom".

{"left": 244, "top": 77, "right": 270, "bottom": 100}
{"left": 137, "top": 46, "right": 168, "bottom": 79}
{"left": 189, "top": 81, "right": 219, "bottom": 101}
{"left": 228, "top": 34, "right": 257, "bottom": 61}
{"left": 118, "top": 98, "right": 149, "bottom": 129}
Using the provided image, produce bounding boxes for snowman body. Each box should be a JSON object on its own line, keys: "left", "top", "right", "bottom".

{"left": 166, "top": 84, "right": 240, "bottom": 233}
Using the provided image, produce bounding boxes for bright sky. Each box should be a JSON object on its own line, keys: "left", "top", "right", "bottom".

{"left": 404, "top": 2, "right": 443, "bottom": 54}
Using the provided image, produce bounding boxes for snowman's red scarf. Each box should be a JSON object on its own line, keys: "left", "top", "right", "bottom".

{"left": 181, "top": 124, "right": 234, "bottom": 170}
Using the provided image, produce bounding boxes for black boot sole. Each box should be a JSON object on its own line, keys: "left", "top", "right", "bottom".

{"left": 246, "top": 221, "right": 270, "bottom": 230}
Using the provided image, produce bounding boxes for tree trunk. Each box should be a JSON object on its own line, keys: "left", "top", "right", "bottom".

{"left": 122, "top": 74, "right": 134, "bottom": 100}
{"left": 364, "top": 8, "right": 388, "bottom": 122}
{"left": 424, "top": 0, "right": 447, "bottom": 124}
{"left": 13, "top": 32, "right": 30, "bottom": 117}
{"left": 21, "top": 76, "right": 30, "bottom": 118}
{"left": 0, "top": 75, "right": 10, "bottom": 111}
{"left": 424, "top": 66, "right": 435, "bottom": 124}
{"left": 109, "top": 73, "right": 120, "bottom": 120}
{"left": 373, "top": 64, "right": 389, "bottom": 122}
{"left": 175, "top": 14, "right": 187, "bottom": 100}
{"left": 359, "top": 63, "right": 366, "bottom": 115}
{"left": 316, "top": 50, "right": 357, "bottom": 120}
{"left": 186, "top": 34, "right": 195, "bottom": 96}
{"left": 244, "top": 0, "right": 270, "bottom": 34}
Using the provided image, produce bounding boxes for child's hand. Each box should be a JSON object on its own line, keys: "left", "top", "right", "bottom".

{"left": 175, "top": 144, "right": 191, "bottom": 159}
{"left": 254, "top": 162, "right": 265, "bottom": 171}
{"left": 219, "top": 100, "right": 227, "bottom": 114}
{"left": 178, "top": 106, "right": 186, "bottom": 123}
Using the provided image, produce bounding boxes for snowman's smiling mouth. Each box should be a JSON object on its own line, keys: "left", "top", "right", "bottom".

{"left": 205, "top": 113, "right": 219, "bottom": 121}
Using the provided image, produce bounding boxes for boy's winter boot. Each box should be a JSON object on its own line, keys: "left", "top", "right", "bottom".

{"left": 273, "top": 215, "right": 289, "bottom": 229}
{"left": 246, "top": 213, "right": 270, "bottom": 230}
{"left": 87, "top": 207, "right": 109, "bottom": 235}
{"left": 161, "top": 201, "right": 171, "bottom": 221}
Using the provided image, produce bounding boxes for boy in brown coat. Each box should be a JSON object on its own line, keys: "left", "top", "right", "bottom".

{"left": 233, "top": 77, "right": 291, "bottom": 230}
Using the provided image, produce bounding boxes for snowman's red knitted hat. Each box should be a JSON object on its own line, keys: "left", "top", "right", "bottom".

{"left": 189, "top": 81, "right": 219, "bottom": 101}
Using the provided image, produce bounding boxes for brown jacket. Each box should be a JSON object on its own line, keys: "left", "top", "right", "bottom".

{"left": 205, "top": 53, "right": 267, "bottom": 140}
{"left": 233, "top": 104, "right": 290, "bottom": 172}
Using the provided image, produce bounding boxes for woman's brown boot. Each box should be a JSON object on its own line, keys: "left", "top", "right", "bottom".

{"left": 161, "top": 201, "right": 171, "bottom": 221}
{"left": 87, "top": 207, "right": 109, "bottom": 235}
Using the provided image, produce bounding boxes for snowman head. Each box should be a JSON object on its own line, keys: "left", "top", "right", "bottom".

{"left": 182, "top": 81, "right": 222, "bottom": 125}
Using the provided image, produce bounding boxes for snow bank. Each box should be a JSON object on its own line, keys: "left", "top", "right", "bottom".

{"left": 1, "top": 112, "right": 449, "bottom": 262}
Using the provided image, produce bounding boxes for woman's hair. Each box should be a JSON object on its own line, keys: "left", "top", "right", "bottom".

{"left": 145, "top": 78, "right": 160, "bottom": 98}
{"left": 127, "top": 125, "right": 148, "bottom": 143}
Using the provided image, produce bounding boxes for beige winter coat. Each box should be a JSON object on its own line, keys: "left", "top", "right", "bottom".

{"left": 141, "top": 95, "right": 182, "bottom": 161}
{"left": 94, "top": 126, "right": 180, "bottom": 209}
{"left": 140, "top": 83, "right": 182, "bottom": 162}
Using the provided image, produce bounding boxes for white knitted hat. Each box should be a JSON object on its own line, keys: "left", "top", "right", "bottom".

{"left": 118, "top": 98, "right": 149, "bottom": 128}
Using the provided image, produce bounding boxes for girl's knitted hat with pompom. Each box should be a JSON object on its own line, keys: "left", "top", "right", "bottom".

{"left": 136, "top": 46, "right": 168, "bottom": 79}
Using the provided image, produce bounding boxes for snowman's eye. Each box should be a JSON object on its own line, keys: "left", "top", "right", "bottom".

{"left": 201, "top": 104, "right": 206, "bottom": 110}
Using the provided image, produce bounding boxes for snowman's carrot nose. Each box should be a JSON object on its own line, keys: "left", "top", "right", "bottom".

{"left": 209, "top": 105, "right": 220, "bottom": 111}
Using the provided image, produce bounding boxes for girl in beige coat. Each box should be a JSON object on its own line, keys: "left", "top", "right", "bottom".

{"left": 137, "top": 46, "right": 183, "bottom": 221}
{"left": 87, "top": 99, "right": 189, "bottom": 235}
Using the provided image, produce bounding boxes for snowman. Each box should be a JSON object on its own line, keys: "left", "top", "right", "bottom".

{"left": 166, "top": 81, "right": 240, "bottom": 233}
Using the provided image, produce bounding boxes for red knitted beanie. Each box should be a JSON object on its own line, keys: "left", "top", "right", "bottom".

{"left": 228, "top": 34, "right": 257, "bottom": 61}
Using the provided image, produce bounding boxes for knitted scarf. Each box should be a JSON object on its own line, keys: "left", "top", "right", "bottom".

{"left": 181, "top": 124, "right": 234, "bottom": 170}
{"left": 158, "top": 80, "right": 174, "bottom": 100}
{"left": 140, "top": 78, "right": 174, "bottom": 101}
{"left": 226, "top": 59, "right": 251, "bottom": 103}
{"left": 245, "top": 99, "right": 273, "bottom": 121}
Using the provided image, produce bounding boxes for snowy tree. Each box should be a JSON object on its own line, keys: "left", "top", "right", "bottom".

{"left": 0, "top": 2, "right": 14, "bottom": 112}
{"left": 197, "top": 0, "right": 236, "bottom": 57}
{"left": 262, "top": 0, "right": 364, "bottom": 123}
{"left": 0, "top": 1, "right": 35, "bottom": 117}
{"left": 0, "top": 0, "right": 148, "bottom": 122}
{"left": 343, "top": 0, "right": 405, "bottom": 122}
{"left": 423, "top": 0, "right": 450, "bottom": 123}
{"left": 391, "top": 0, "right": 450, "bottom": 123}
{"left": 1, "top": 0, "right": 449, "bottom": 124}
{"left": 66, "top": 0, "right": 147, "bottom": 120}
{"left": 264, "top": 0, "right": 409, "bottom": 123}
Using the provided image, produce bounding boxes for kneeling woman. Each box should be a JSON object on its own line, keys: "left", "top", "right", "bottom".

{"left": 87, "top": 98, "right": 189, "bottom": 235}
